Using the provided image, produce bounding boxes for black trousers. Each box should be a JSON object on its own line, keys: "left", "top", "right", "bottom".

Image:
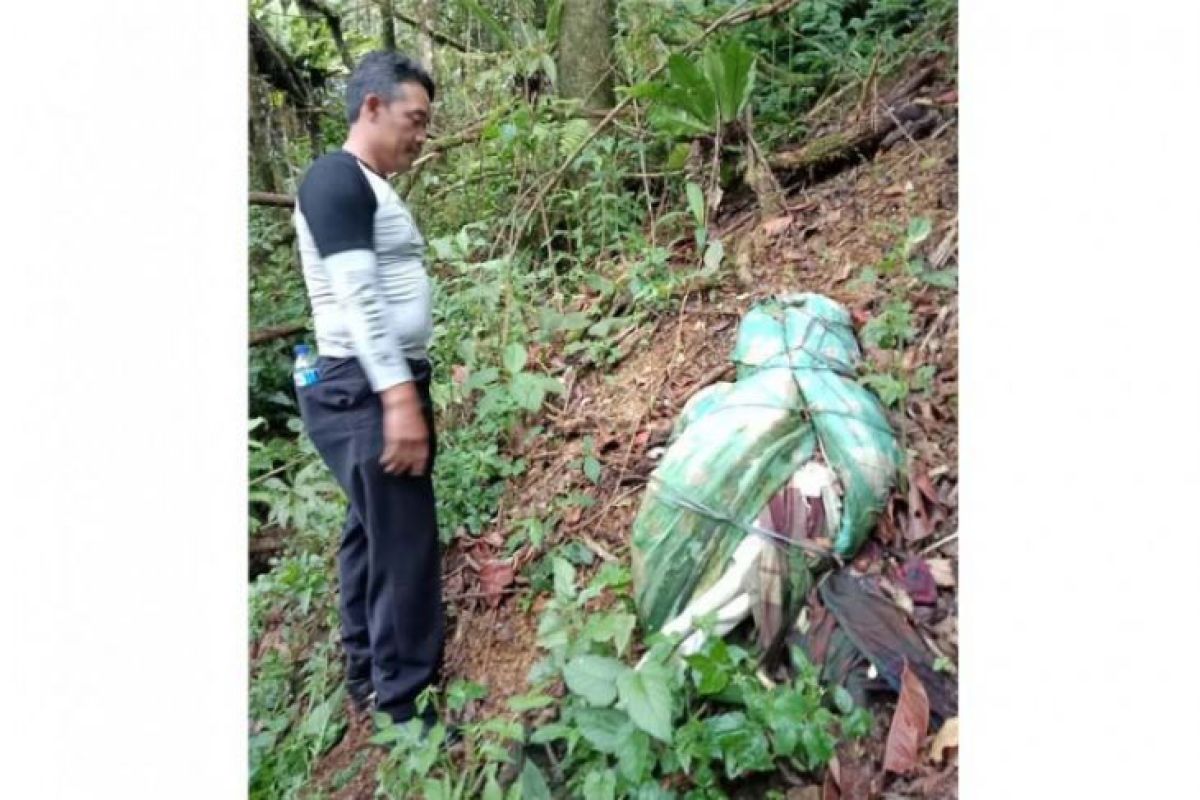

{"left": 297, "top": 356, "right": 444, "bottom": 723}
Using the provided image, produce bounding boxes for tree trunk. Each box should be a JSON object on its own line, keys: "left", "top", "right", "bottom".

{"left": 417, "top": 0, "right": 436, "bottom": 72}
{"left": 379, "top": 0, "right": 397, "bottom": 52}
{"left": 248, "top": 49, "right": 280, "bottom": 193}
{"left": 556, "top": 0, "right": 615, "bottom": 112}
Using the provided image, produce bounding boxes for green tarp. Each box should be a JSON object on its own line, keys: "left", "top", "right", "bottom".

{"left": 631, "top": 293, "right": 903, "bottom": 633}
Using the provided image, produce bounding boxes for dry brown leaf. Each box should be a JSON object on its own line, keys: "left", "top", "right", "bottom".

{"left": 761, "top": 214, "right": 794, "bottom": 236}
{"left": 914, "top": 470, "right": 941, "bottom": 506}
{"left": 884, "top": 660, "right": 931, "bottom": 775}
{"left": 820, "top": 770, "right": 840, "bottom": 800}
{"left": 451, "top": 364, "right": 470, "bottom": 386}
{"left": 905, "top": 473, "right": 938, "bottom": 542}
{"left": 478, "top": 559, "right": 515, "bottom": 607}
{"left": 929, "top": 717, "right": 959, "bottom": 764}
{"left": 787, "top": 788, "right": 822, "bottom": 800}
{"left": 926, "top": 558, "right": 956, "bottom": 587}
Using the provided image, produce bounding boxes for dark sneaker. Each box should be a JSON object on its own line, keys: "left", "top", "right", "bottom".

{"left": 347, "top": 679, "right": 376, "bottom": 717}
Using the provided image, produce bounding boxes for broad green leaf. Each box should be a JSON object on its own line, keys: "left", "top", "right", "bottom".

{"left": 583, "top": 455, "right": 602, "bottom": 484}
{"left": 706, "top": 40, "right": 756, "bottom": 124}
{"left": 920, "top": 267, "right": 958, "bottom": 288}
{"left": 706, "top": 712, "right": 772, "bottom": 779}
{"left": 564, "top": 655, "right": 629, "bottom": 706}
{"left": 616, "top": 729, "right": 652, "bottom": 784}
{"left": 799, "top": 720, "right": 837, "bottom": 768}
{"left": 507, "top": 691, "right": 555, "bottom": 712}
{"left": 503, "top": 343, "right": 528, "bottom": 374}
{"left": 536, "top": 609, "right": 570, "bottom": 650}
{"left": 446, "top": 679, "right": 487, "bottom": 711}
{"left": 685, "top": 181, "right": 705, "bottom": 226}
{"left": 665, "top": 54, "right": 717, "bottom": 129}
{"left": 465, "top": 366, "right": 499, "bottom": 392}
{"left": 553, "top": 557, "right": 577, "bottom": 599}
{"left": 482, "top": 769, "right": 505, "bottom": 800}
{"left": 586, "top": 611, "right": 638, "bottom": 657}
{"left": 686, "top": 652, "right": 729, "bottom": 696}
{"left": 666, "top": 142, "right": 691, "bottom": 172}
{"left": 423, "top": 777, "right": 451, "bottom": 800}
{"left": 536, "top": 374, "right": 566, "bottom": 395}
{"left": 583, "top": 768, "right": 618, "bottom": 800}
{"left": 530, "top": 722, "right": 573, "bottom": 744}
{"left": 511, "top": 372, "right": 547, "bottom": 412}
{"left": 546, "top": 0, "right": 563, "bottom": 46}
{"left": 634, "top": 783, "right": 677, "bottom": 800}
{"left": 519, "top": 759, "right": 552, "bottom": 800}
{"left": 573, "top": 707, "right": 634, "bottom": 754}
{"left": 832, "top": 685, "right": 856, "bottom": 715}
{"left": 702, "top": 239, "right": 725, "bottom": 274}
{"left": 906, "top": 216, "right": 933, "bottom": 248}
{"left": 616, "top": 662, "right": 675, "bottom": 743}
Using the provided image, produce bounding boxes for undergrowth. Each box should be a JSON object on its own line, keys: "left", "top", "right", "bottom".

{"left": 248, "top": 1, "right": 956, "bottom": 796}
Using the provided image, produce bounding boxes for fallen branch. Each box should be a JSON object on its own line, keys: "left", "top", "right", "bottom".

{"left": 767, "top": 61, "right": 942, "bottom": 182}
{"left": 249, "top": 191, "right": 295, "bottom": 208}
{"left": 389, "top": 7, "right": 470, "bottom": 52}
{"left": 250, "top": 322, "right": 307, "bottom": 346}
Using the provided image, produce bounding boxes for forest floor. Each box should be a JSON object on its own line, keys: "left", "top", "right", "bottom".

{"left": 306, "top": 60, "right": 959, "bottom": 800}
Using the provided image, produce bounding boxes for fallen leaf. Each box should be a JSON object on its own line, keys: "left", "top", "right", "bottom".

{"left": 783, "top": 248, "right": 807, "bottom": 262}
{"left": 879, "top": 576, "right": 915, "bottom": 617}
{"left": 905, "top": 474, "right": 937, "bottom": 543}
{"left": 914, "top": 470, "right": 941, "bottom": 506}
{"left": 761, "top": 214, "right": 794, "bottom": 236}
{"left": 479, "top": 559, "right": 515, "bottom": 607}
{"left": 929, "top": 717, "right": 959, "bottom": 764}
{"left": 787, "top": 787, "right": 822, "bottom": 800}
{"left": 901, "top": 556, "right": 938, "bottom": 605}
{"left": 883, "top": 184, "right": 906, "bottom": 197}
{"left": 926, "top": 558, "right": 956, "bottom": 587}
{"left": 451, "top": 364, "right": 470, "bottom": 386}
{"left": 884, "top": 660, "right": 931, "bottom": 775}
{"left": 563, "top": 505, "right": 583, "bottom": 525}
{"left": 821, "top": 770, "right": 840, "bottom": 800}
{"left": 934, "top": 89, "right": 958, "bottom": 105}
{"left": 482, "top": 531, "right": 505, "bottom": 548}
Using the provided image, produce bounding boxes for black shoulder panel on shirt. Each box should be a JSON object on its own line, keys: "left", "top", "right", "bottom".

{"left": 297, "top": 151, "right": 378, "bottom": 258}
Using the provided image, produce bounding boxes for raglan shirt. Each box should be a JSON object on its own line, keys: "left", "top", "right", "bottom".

{"left": 294, "top": 150, "right": 433, "bottom": 390}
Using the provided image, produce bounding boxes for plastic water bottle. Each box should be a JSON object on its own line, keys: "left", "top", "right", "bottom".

{"left": 293, "top": 344, "right": 320, "bottom": 388}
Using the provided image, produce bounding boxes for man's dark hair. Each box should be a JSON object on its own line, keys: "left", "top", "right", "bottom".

{"left": 345, "top": 51, "right": 436, "bottom": 123}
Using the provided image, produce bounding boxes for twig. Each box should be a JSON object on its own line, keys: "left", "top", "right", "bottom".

{"left": 445, "top": 587, "right": 521, "bottom": 602}
{"left": 250, "top": 456, "right": 308, "bottom": 487}
{"left": 249, "top": 321, "right": 308, "bottom": 345}
{"left": 920, "top": 531, "right": 958, "bottom": 556}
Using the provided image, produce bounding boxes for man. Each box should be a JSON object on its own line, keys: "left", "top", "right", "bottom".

{"left": 292, "top": 50, "right": 442, "bottom": 729}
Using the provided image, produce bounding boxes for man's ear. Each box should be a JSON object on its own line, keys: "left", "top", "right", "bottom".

{"left": 362, "top": 93, "right": 383, "bottom": 119}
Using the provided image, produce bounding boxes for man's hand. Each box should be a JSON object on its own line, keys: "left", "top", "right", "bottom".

{"left": 379, "top": 383, "right": 429, "bottom": 476}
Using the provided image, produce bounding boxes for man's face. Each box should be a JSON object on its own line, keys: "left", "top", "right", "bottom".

{"left": 367, "top": 81, "right": 431, "bottom": 175}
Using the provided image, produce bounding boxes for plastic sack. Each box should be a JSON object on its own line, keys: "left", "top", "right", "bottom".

{"left": 631, "top": 293, "right": 902, "bottom": 633}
